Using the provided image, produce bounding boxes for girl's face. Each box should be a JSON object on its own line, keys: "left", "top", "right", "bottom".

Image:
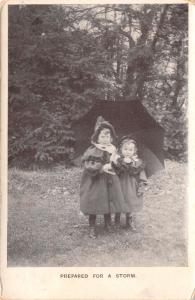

{"left": 121, "top": 142, "right": 136, "bottom": 158}
{"left": 97, "top": 128, "right": 112, "bottom": 145}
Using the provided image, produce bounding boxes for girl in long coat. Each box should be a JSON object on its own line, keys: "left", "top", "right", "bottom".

{"left": 112, "top": 136, "right": 147, "bottom": 231}
{"left": 80, "top": 117, "right": 127, "bottom": 238}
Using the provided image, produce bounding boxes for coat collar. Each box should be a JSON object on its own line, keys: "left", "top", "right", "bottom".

{"left": 92, "top": 142, "right": 116, "bottom": 154}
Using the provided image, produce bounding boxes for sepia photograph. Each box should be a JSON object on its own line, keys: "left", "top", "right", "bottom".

{"left": 6, "top": 3, "right": 188, "bottom": 268}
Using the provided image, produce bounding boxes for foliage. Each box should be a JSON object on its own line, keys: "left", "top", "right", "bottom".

{"left": 8, "top": 5, "right": 107, "bottom": 166}
{"left": 8, "top": 4, "right": 188, "bottom": 167}
{"left": 142, "top": 5, "right": 188, "bottom": 160}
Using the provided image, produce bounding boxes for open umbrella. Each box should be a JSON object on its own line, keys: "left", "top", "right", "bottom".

{"left": 72, "top": 100, "right": 165, "bottom": 177}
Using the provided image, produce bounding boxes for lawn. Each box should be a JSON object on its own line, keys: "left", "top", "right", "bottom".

{"left": 7, "top": 160, "right": 187, "bottom": 266}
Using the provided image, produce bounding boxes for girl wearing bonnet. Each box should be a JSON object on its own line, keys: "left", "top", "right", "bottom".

{"left": 112, "top": 135, "right": 147, "bottom": 231}
{"left": 80, "top": 116, "right": 127, "bottom": 238}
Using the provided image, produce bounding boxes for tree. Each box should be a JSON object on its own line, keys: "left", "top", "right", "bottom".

{"left": 8, "top": 5, "right": 108, "bottom": 166}
{"left": 8, "top": 4, "right": 188, "bottom": 166}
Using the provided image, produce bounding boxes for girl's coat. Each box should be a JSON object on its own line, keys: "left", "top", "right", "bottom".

{"left": 112, "top": 157, "right": 147, "bottom": 212}
{"left": 80, "top": 145, "right": 128, "bottom": 215}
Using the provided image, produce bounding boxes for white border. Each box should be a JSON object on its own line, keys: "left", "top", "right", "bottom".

{"left": 1, "top": 1, "right": 195, "bottom": 299}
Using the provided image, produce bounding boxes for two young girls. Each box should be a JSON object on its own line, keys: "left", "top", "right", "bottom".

{"left": 80, "top": 116, "right": 147, "bottom": 238}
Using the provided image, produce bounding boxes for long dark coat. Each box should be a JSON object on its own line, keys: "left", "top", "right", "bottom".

{"left": 80, "top": 146, "right": 128, "bottom": 215}
{"left": 112, "top": 157, "right": 147, "bottom": 212}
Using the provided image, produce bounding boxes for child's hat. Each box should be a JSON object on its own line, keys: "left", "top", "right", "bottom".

{"left": 118, "top": 134, "right": 137, "bottom": 148}
{"left": 91, "top": 116, "right": 117, "bottom": 143}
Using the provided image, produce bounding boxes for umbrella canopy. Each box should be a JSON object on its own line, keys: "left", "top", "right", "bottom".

{"left": 72, "top": 100, "right": 165, "bottom": 177}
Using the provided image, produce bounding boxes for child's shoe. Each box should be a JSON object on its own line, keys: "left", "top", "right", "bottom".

{"left": 89, "top": 227, "right": 97, "bottom": 239}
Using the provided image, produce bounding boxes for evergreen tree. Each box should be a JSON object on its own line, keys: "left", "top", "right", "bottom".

{"left": 8, "top": 4, "right": 188, "bottom": 167}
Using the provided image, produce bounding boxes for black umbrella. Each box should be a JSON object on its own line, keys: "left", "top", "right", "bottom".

{"left": 72, "top": 100, "right": 165, "bottom": 177}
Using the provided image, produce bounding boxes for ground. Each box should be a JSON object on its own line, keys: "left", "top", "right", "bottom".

{"left": 7, "top": 160, "right": 187, "bottom": 267}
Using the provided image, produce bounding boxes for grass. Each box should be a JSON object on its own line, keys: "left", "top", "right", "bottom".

{"left": 7, "top": 160, "right": 187, "bottom": 266}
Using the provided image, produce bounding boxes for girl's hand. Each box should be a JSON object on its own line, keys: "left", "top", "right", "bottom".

{"left": 102, "top": 163, "right": 116, "bottom": 175}
{"left": 110, "top": 151, "right": 120, "bottom": 164}
{"left": 123, "top": 157, "right": 132, "bottom": 164}
{"left": 137, "top": 181, "right": 147, "bottom": 196}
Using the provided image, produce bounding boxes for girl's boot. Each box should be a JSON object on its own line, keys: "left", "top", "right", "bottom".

{"left": 89, "top": 214, "right": 97, "bottom": 239}
{"left": 114, "top": 213, "right": 121, "bottom": 230}
{"left": 126, "top": 213, "right": 137, "bottom": 232}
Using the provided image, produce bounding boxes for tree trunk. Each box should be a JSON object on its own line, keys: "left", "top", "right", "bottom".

{"left": 123, "top": 5, "right": 168, "bottom": 101}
